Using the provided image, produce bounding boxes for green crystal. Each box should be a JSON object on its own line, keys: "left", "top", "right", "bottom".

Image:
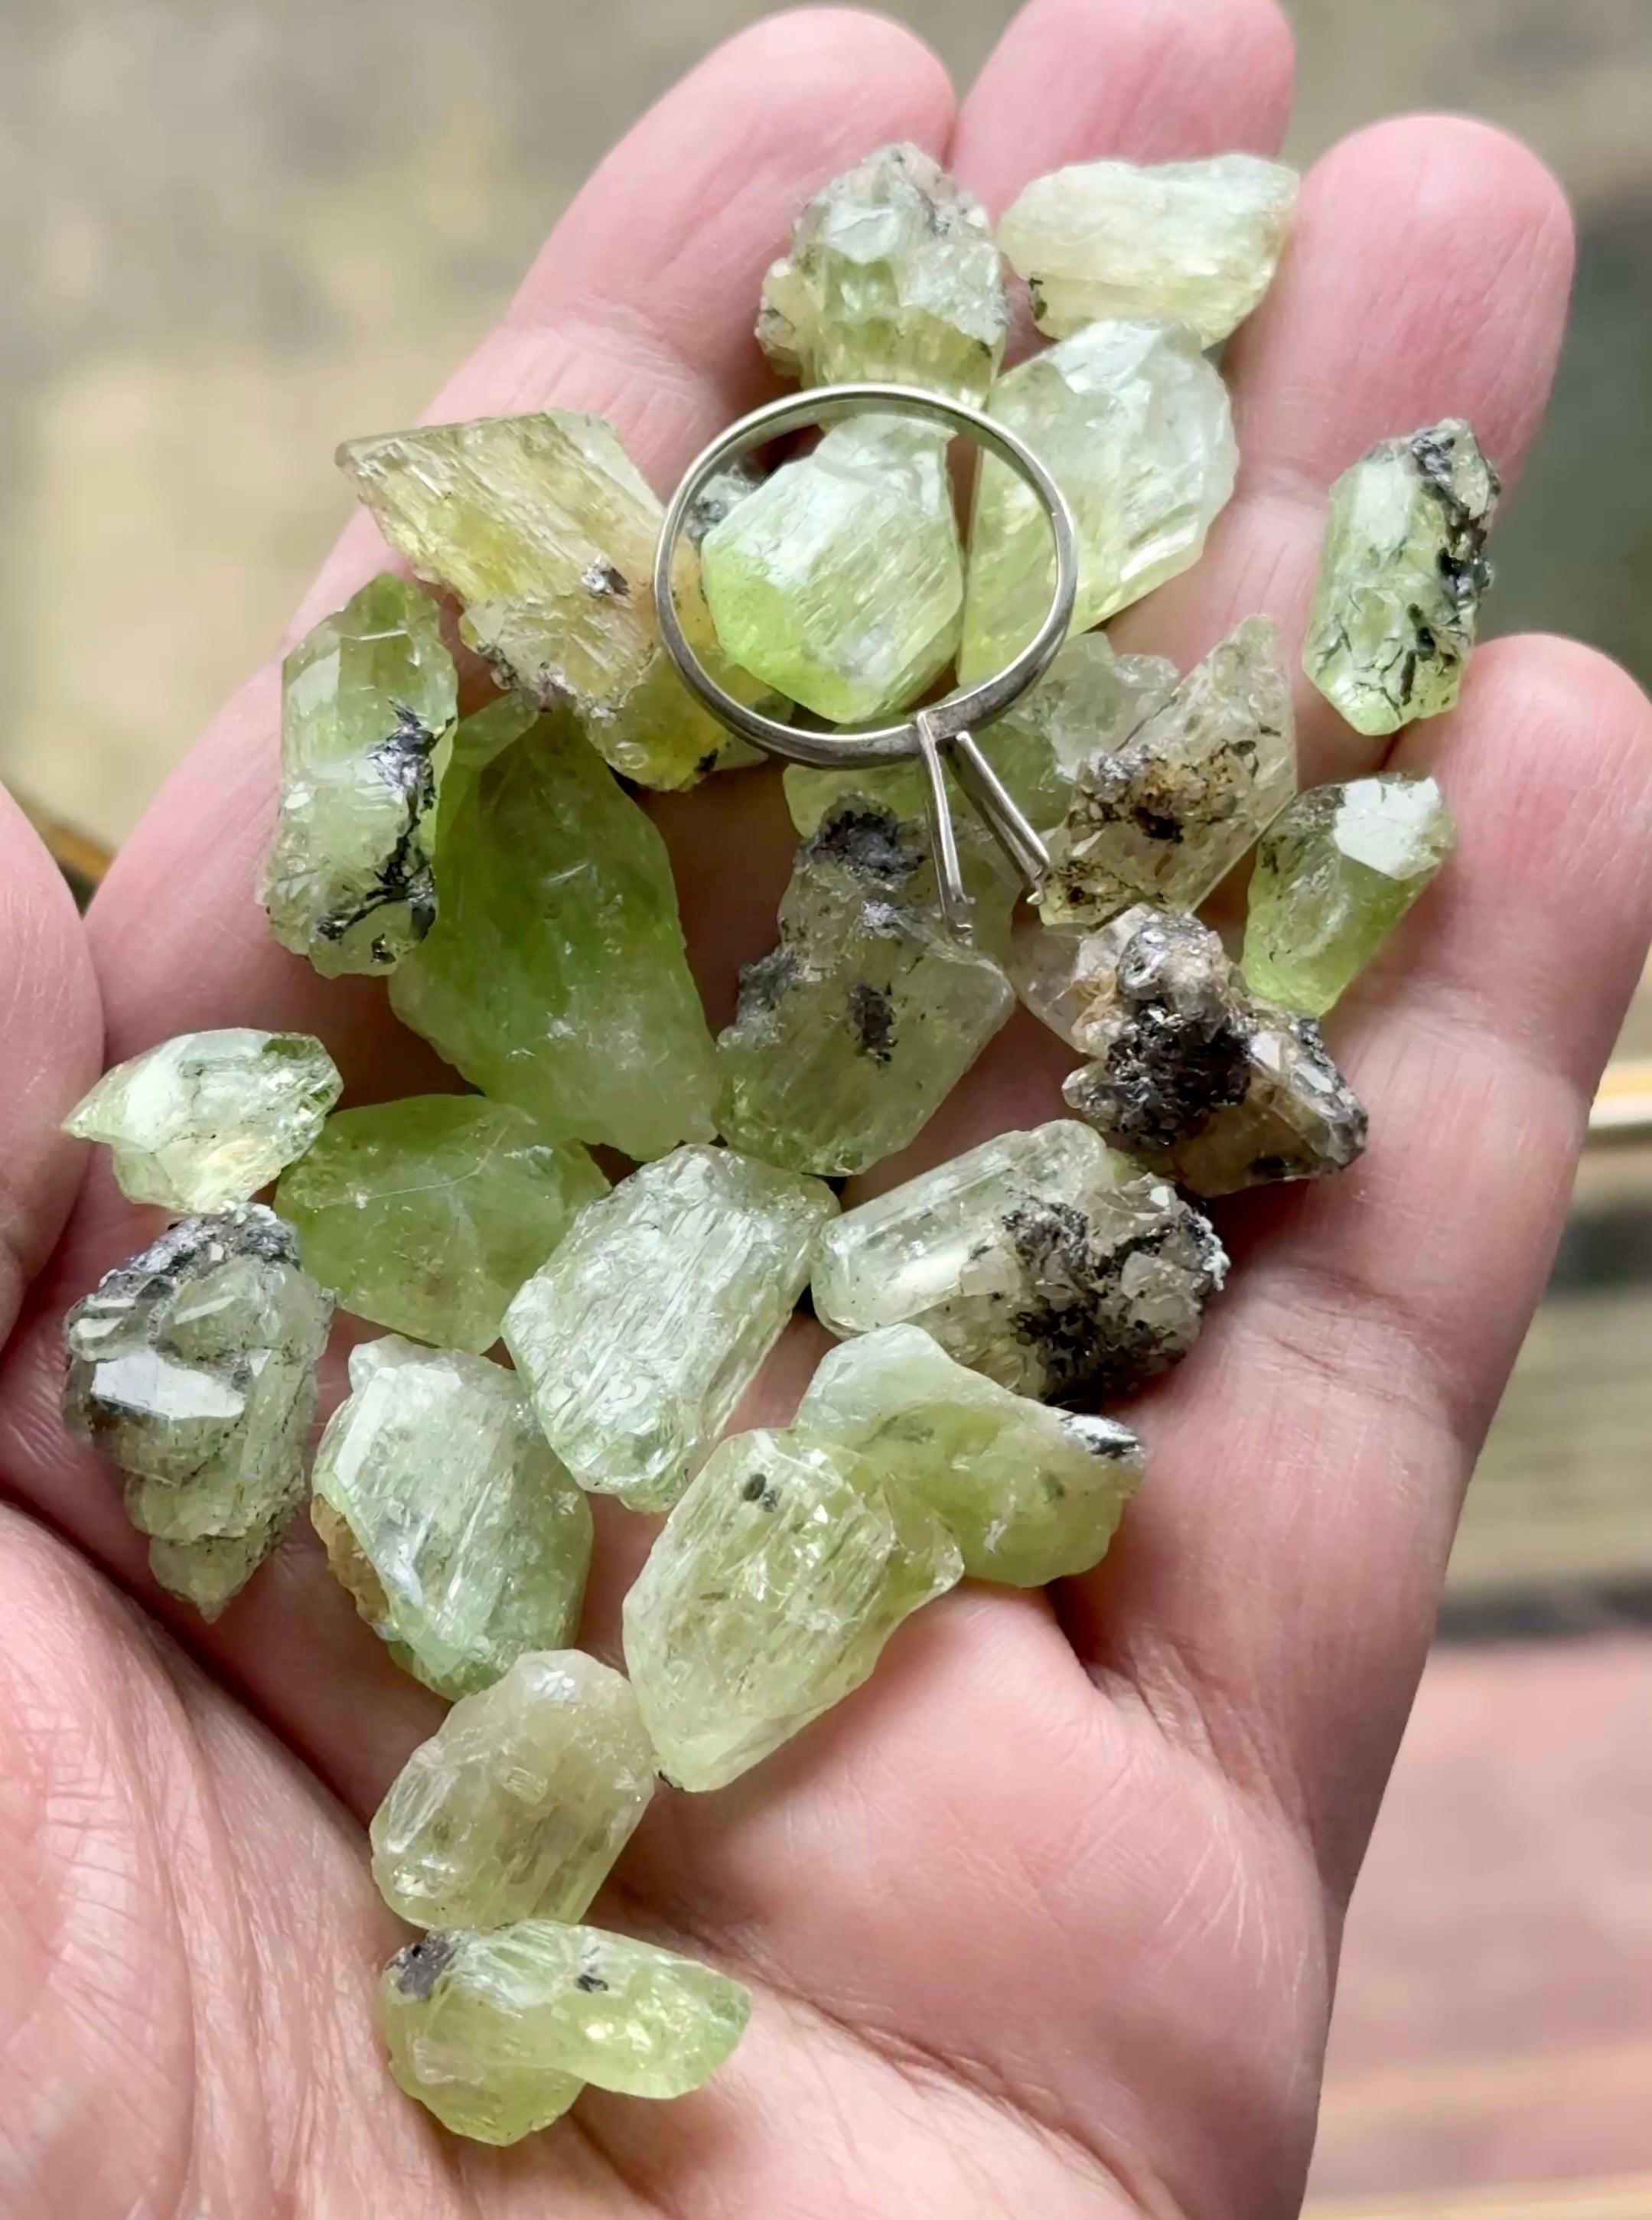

{"left": 503, "top": 1145, "right": 836, "bottom": 1513}
{"left": 1303, "top": 419, "right": 1500, "bottom": 736}
{"left": 261, "top": 573, "right": 458, "bottom": 976}
{"left": 276, "top": 1095, "right": 605, "bottom": 1354}
{"left": 758, "top": 142, "right": 1008, "bottom": 406}
{"left": 961, "top": 319, "right": 1237, "bottom": 680}
{"left": 64, "top": 1029, "right": 341, "bottom": 1213}
{"left": 63, "top": 1206, "right": 332, "bottom": 1618}
{"left": 622, "top": 1426, "right": 962, "bottom": 1791}
{"left": 389, "top": 710, "right": 716, "bottom": 1162}
{"left": 382, "top": 1922, "right": 750, "bottom": 2140}
{"left": 810, "top": 1119, "right": 1225, "bottom": 1401}
{"left": 1000, "top": 153, "right": 1298, "bottom": 346}
{"left": 1038, "top": 616, "right": 1295, "bottom": 930}
{"left": 701, "top": 419, "right": 964, "bottom": 724}
{"left": 370, "top": 1651, "right": 654, "bottom": 1931}
{"left": 311, "top": 1336, "right": 591, "bottom": 1698}
{"left": 795, "top": 1324, "right": 1143, "bottom": 1586}
{"left": 1243, "top": 774, "right": 1457, "bottom": 1016}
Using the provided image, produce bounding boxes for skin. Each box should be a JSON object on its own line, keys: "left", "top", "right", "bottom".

{"left": 0, "top": 2, "right": 1649, "bottom": 2212}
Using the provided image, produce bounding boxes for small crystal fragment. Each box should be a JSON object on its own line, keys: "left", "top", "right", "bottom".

{"left": 381, "top": 1922, "right": 751, "bottom": 2140}
{"left": 795, "top": 1325, "right": 1143, "bottom": 1586}
{"left": 311, "top": 1337, "right": 591, "bottom": 1697}
{"left": 1000, "top": 154, "right": 1299, "bottom": 346}
{"left": 811, "top": 1120, "right": 1225, "bottom": 1401}
{"left": 758, "top": 142, "right": 1008, "bottom": 405}
{"left": 715, "top": 799, "right": 1015, "bottom": 1176}
{"left": 370, "top": 1651, "right": 654, "bottom": 1931}
{"left": 961, "top": 319, "right": 1237, "bottom": 679}
{"left": 276, "top": 1095, "right": 606, "bottom": 1353}
{"left": 622, "top": 1427, "right": 962, "bottom": 1790}
{"left": 64, "top": 1029, "right": 341, "bottom": 1213}
{"left": 1038, "top": 617, "right": 1295, "bottom": 930}
{"left": 1243, "top": 774, "right": 1457, "bottom": 1015}
{"left": 1054, "top": 905, "right": 1369, "bottom": 1195}
{"left": 503, "top": 1145, "right": 836, "bottom": 1513}
{"left": 262, "top": 573, "right": 458, "bottom": 976}
{"left": 1303, "top": 419, "right": 1500, "bottom": 735}
{"left": 64, "top": 1206, "right": 332, "bottom": 1617}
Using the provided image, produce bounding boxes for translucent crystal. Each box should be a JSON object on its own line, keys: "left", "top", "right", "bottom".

{"left": 961, "top": 320, "right": 1237, "bottom": 680}
{"left": 758, "top": 142, "right": 1008, "bottom": 406}
{"left": 795, "top": 1324, "right": 1143, "bottom": 1586}
{"left": 503, "top": 1145, "right": 836, "bottom": 1513}
{"left": 1038, "top": 617, "right": 1295, "bottom": 930}
{"left": 64, "top": 1029, "right": 341, "bottom": 1213}
{"left": 811, "top": 1120, "right": 1225, "bottom": 1401}
{"left": 261, "top": 573, "right": 458, "bottom": 976}
{"left": 370, "top": 1651, "right": 654, "bottom": 1931}
{"left": 1243, "top": 774, "right": 1457, "bottom": 1015}
{"left": 1303, "top": 419, "right": 1500, "bottom": 735}
{"left": 715, "top": 799, "right": 1015, "bottom": 1176}
{"left": 63, "top": 1206, "right": 332, "bottom": 1618}
{"left": 389, "top": 710, "right": 716, "bottom": 1162}
{"left": 382, "top": 1922, "right": 751, "bottom": 2140}
{"left": 311, "top": 1337, "right": 591, "bottom": 1698}
{"left": 622, "top": 1427, "right": 962, "bottom": 1790}
{"left": 1000, "top": 153, "right": 1298, "bottom": 347}
{"left": 1056, "top": 906, "right": 1369, "bottom": 1195}
{"left": 275, "top": 1095, "right": 605, "bottom": 1354}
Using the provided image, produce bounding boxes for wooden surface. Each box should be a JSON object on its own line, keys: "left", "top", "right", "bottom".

{"left": 1309, "top": 2177, "right": 1652, "bottom": 2218}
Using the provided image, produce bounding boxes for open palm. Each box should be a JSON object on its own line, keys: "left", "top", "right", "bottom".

{"left": 1, "top": 3, "right": 1648, "bottom": 2214}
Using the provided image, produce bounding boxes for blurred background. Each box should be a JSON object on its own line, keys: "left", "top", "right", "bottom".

{"left": 3, "top": 2, "right": 1648, "bottom": 2210}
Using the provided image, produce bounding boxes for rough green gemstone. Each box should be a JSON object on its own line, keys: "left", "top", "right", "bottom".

{"left": 64, "top": 1029, "right": 341, "bottom": 1213}
{"left": 1000, "top": 153, "right": 1298, "bottom": 347}
{"left": 382, "top": 1922, "right": 751, "bottom": 2140}
{"left": 1303, "top": 419, "right": 1500, "bottom": 735}
{"left": 758, "top": 142, "right": 1008, "bottom": 406}
{"left": 795, "top": 1325, "right": 1143, "bottom": 1586}
{"left": 389, "top": 710, "right": 717, "bottom": 1162}
{"left": 276, "top": 1095, "right": 605, "bottom": 1354}
{"left": 311, "top": 1336, "right": 591, "bottom": 1698}
{"left": 63, "top": 1206, "right": 332, "bottom": 1618}
{"left": 503, "top": 1145, "right": 836, "bottom": 1513}
{"left": 810, "top": 1119, "right": 1226, "bottom": 1401}
{"left": 701, "top": 419, "right": 964, "bottom": 724}
{"left": 1038, "top": 617, "right": 1296, "bottom": 930}
{"left": 961, "top": 319, "right": 1237, "bottom": 680}
{"left": 1243, "top": 774, "right": 1457, "bottom": 1016}
{"left": 716, "top": 799, "right": 1015, "bottom": 1177}
{"left": 622, "top": 1426, "right": 962, "bottom": 1791}
{"left": 370, "top": 1651, "right": 655, "bottom": 1931}
{"left": 261, "top": 573, "right": 458, "bottom": 976}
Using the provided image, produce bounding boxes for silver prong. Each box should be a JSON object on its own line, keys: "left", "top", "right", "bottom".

{"left": 913, "top": 711, "right": 973, "bottom": 938}
{"left": 945, "top": 730, "right": 1052, "bottom": 895}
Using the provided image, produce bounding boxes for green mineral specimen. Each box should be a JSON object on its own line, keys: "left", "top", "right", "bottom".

{"left": 389, "top": 710, "right": 717, "bottom": 1162}
{"left": 1302, "top": 419, "right": 1500, "bottom": 735}
{"left": 622, "top": 1426, "right": 962, "bottom": 1790}
{"left": 961, "top": 319, "right": 1237, "bottom": 680}
{"left": 63, "top": 1206, "right": 332, "bottom": 1617}
{"left": 64, "top": 1029, "right": 341, "bottom": 1213}
{"left": 383, "top": 1923, "right": 751, "bottom": 2139}
{"left": 1243, "top": 774, "right": 1457, "bottom": 1015}
{"left": 795, "top": 1324, "right": 1143, "bottom": 1586}
{"left": 715, "top": 798, "right": 1015, "bottom": 1176}
{"left": 810, "top": 1119, "right": 1225, "bottom": 1401}
{"left": 276, "top": 1095, "right": 605, "bottom": 1353}
{"left": 261, "top": 573, "right": 458, "bottom": 976}
{"left": 999, "top": 153, "right": 1298, "bottom": 346}
{"left": 1038, "top": 617, "right": 1295, "bottom": 930}
{"left": 758, "top": 142, "right": 1008, "bottom": 405}
{"left": 371, "top": 1651, "right": 654, "bottom": 1931}
{"left": 503, "top": 1145, "right": 836, "bottom": 1513}
{"left": 311, "top": 1336, "right": 591, "bottom": 1698}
